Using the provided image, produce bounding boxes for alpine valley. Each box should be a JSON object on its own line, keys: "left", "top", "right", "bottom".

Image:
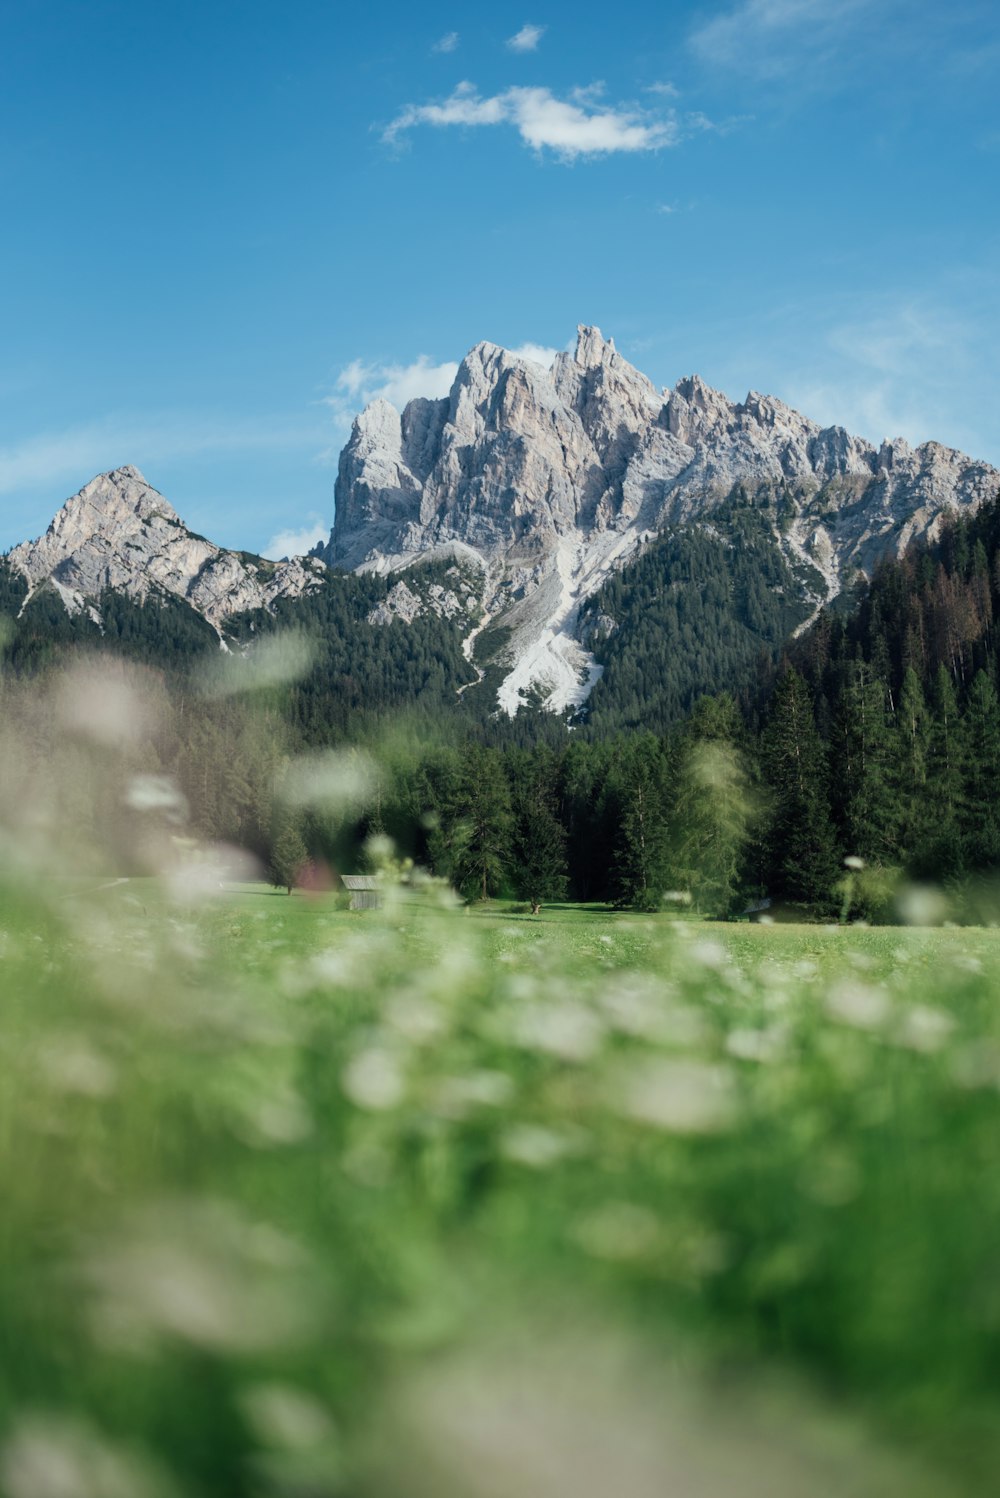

{"left": 3, "top": 326, "right": 997, "bottom": 736}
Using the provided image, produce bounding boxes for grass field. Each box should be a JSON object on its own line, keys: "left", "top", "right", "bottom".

{"left": 3, "top": 876, "right": 1000, "bottom": 1496}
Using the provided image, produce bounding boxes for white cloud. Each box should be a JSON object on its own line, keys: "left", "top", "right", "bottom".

{"left": 690, "top": 0, "right": 879, "bottom": 76}
{"left": 779, "top": 296, "right": 1000, "bottom": 462}
{"left": 383, "top": 81, "right": 677, "bottom": 158}
{"left": 432, "top": 31, "right": 459, "bottom": 54}
{"left": 323, "top": 355, "right": 460, "bottom": 439}
{"left": 263, "top": 513, "right": 328, "bottom": 560}
{"left": 0, "top": 414, "right": 318, "bottom": 499}
{"left": 507, "top": 23, "right": 546, "bottom": 52}
{"left": 647, "top": 80, "right": 680, "bottom": 98}
{"left": 324, "top": 343, "right": 563, "bottom": 440}
{"left": 337, "top": 354, "right": 459, "bottom": 408}
{"left": 509, "top": 342, "right": 561, "bottom": 368}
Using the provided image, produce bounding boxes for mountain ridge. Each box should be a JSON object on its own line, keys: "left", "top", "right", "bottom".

{"left": 326, "top": 325, "right": 997, "bottom": 711}
{"left": 5, "top": 327, "right": 997, "bottom": 718}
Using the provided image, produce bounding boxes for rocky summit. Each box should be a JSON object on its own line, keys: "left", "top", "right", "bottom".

{"left": 6, "top": 331, "right": 997, "bottom": 713}
{"left": 325, "top": 325, "right": 997, "bottom": 713}
{"left": 8, "top": 466, "right": 325, "bottom": 630}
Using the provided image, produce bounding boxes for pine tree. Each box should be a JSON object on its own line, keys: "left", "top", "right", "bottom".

{"left": 608, "top": 734, "right": 671, "bottom": 911}
{"left": 890, "top": 666, "right": 931, "bottom": 866}
{"left": 269, "top": 805, "right": 308, "bottom": 894}
{"left": 837, "top": 658, "right": 895, "bottom": 864}
{"left": 510, "top": 747, "right": 568, "bottom": 913}
{"left": 918, "top": 665, "right": 966, "bottom": 879}
{"left": 761, "top": 666, "right": 839, "bottom": 911}
{"left": 668, "top": 697, "right": 755, "bottom": 916}
{"left": 451, "top": 743, "right": 514, "bottom": 902}
{"left": 962, "top": 671, "right": 1000, "bottom": 870}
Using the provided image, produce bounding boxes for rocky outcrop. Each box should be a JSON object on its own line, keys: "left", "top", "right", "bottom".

{"left": 325, "top": 326, "right": 998, "bottom": 712}
{"left": 8, "top": 466, "right": 326, "bottom": 631}
{"left": 9, "top": 332, "right": 997, "bottom": 714}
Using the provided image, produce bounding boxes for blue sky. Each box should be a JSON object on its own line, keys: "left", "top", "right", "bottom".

{"left": 1, "top": 0, "right": 998, "bottom": 556}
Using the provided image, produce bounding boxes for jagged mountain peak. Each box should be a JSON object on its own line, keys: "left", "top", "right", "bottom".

{"left": 325, "top": 325, "right": 998, "bottom": 715}
{"left": 8, "top": 328, "right": 996, "bottom": 723}
{"left": 9, "top": 467, "right": 325, "bottom": 630}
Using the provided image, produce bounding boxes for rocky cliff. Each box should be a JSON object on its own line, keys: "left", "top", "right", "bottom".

{"left": 7, "top": 332, "right": 997, "bottom": 713}
{"left": 325, "top": 326, "right": 997, "bottom": 713}
{"left": 8, "top": 466, "right": 325, "bottom": 631}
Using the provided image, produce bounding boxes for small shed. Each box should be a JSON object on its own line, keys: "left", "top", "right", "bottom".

{"left": 342, "top": 874, "right": 382, "bottom": 911}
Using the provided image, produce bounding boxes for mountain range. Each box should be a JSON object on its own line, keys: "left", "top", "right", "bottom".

{"left": 5, "top": 326, "right": 997, "bottom": 724}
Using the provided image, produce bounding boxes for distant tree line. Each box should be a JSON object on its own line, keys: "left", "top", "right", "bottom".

{"left": 4, "top": 488, "right": 1000, "bottom": 917}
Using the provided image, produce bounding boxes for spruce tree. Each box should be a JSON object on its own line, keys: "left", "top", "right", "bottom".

{"left": 269, "top": 805, "right": 308, "bottom": 894}
{"left": 919, "top": 665, "right": 966, "bottom": 879}
{"left": 890, "top": 666, "right": 931, "bottom": 867}
{"left": 668, "top": 697, "right": 755, "bottom": 916}
{"left": 608, "top": 733, "right": 671, "bottom": 911}
{"left": 962, "top": 671, "right": 1000, "bottom": 870}
{"left": 837, "top": 658, "right": 895, "bottom": 864}
{"left": 451, "top": 743, "right": 514, "bottom": 902}
{"left": 510, "top": 746, "right": 568, "bottom": 913}
{"left": 761, "top": 666, "right": 839, "bottom": 911}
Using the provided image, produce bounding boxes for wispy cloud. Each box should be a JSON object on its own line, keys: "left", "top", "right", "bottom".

{"left": 263, "top": 513, "right": 328, "bottom": 560}
{"left": 336, "top": 355, "right": 459, "bottom": 408}
{"left": 324, "top": 342, "right": 563, "bottom": 440}
{"left": 432, "top": 31, "right": 459, "bottom": 54}
{"left": 323, "top": 355, "right": 460, "bottom": 441}
{"left": 782, "top": 294, "right": 1000, "bottom": 462}
{"left": 507, "top": 23, "right": 546, "bottom": 53}
{"left": 0, "top": 414, "right": 319, "bottom": 501}
{"left": 383, "top": 81, "right": 677, "bottom": 158}
{"left": 509, "top": 342, "right": 561, "bottom": 368}
{"left": 690, "top": 0, "right": 878, "bottom": 77}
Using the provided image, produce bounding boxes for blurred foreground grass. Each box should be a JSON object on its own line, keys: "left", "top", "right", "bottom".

{"left": 3, "top": 874, "right": 1000, "bottom": 1495}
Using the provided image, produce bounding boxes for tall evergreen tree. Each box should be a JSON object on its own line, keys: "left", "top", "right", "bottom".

{"left": 667, "top": 696, "right": 755, "bottom": 916}
{"left": 918, "top": 665, "right": 966, "bottom": 879}
{"left": 962, "top": 671, "right": 1000, "bottom": 869}
{"left": 761, "top": 666, "right": 839, "bottom": 910}
{"left": 509, "top": 746, "right": 568, "bottom": 913}
{"left": 889, "top": 666, "right": 931, "bottom": 867}
{"left": 451, "top": 743, "right": 514, "bottom": 901}
{"left": 268, "top": 804, "right": 308, "bottom": 894}
{"left": 837, "top": 658, "right": 895, "bottom": 864}
{"left": 607, "top": 733, "right": 671, "bottom": 911}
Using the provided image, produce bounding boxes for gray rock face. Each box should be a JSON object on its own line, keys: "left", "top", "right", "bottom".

{"left": 9, "top": 466, "right": 326, "bottom": 630}
{"left": 325, "top": 326, "right": 998, "bottom": 713}
{"left": 10, "top": 331, "right": 997, "bottom": 716}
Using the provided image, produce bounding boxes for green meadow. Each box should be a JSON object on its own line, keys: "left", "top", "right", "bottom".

{"left": 3, "top": 876, "right": 1000, "bottom": 1496}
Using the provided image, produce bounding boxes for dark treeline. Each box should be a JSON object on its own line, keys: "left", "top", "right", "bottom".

{"left": 760, "top": 489, "right": 1000, "bottom": 912}
{"left": 5, "top": 488, "right": 1000, "bottom": 917}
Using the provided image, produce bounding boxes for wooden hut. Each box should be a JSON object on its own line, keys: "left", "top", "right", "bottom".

{"left": 341, "top": 874, "right": 382, "bottom": 911}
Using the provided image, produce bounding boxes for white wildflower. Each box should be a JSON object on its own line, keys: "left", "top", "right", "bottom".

{"left": 612, "top": 1057, "right": 737, "bottom": 1134}
{"left": 342, "top": 1048, "right": 405, "bottom": 1110}
{"left": 824, "top": 980, "right": 891, "bottom": 1031}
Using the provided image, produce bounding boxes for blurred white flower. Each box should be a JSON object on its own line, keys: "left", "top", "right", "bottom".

{"left": 342, "top": 1048, "right": 405, "bottom": 1110}
{"left": 725, "top": 1024, "right": 787, "bottom": 1064}
{"left": 509, "top": 1001, "right": 605, "bottom": 1062}
{"left": 501, "top": 1124, "right": 582, "bottom": 1168}
{"left": 38, "top": 1036, "right": 117, "bottom": 1097}
{"left": 893, "top": 1004, "right": 954, "bottom": 1053}
{"left": 824, "top": 980, "right": 891, "bottom": 1031}
{"left": 78, "top": 1200, "right": 313, "bottom": 1355}
{"left": 239, "top": 1383, "right": 336, "bottom": 1451}
{"left": 573, "top": 1202, "right": 662, "bottom": 1260}
{"left": 0, "top": 1415, "right": 171, "bottom": 1498}
{"left": 612, "top": 1057, "right": 737, "bottom": 1134}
